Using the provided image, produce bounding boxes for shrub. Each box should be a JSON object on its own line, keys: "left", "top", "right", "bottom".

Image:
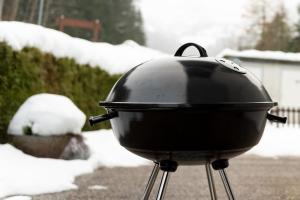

{"left": 0, "top": 42, "right": 120, "bottom": 142}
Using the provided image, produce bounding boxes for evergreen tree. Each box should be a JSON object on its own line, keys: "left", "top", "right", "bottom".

{"left": 238, "top": 0, "right": 269, "bottom": 50}
{"left": 8, "top": 0, "right": 145, "bottom": 44}
{"left": 255, "top": 5, "right": 292, "bottom": 51}
{"left": 46, "top": 0, "right": 145, "bottom": 44}
{"left": 289, "top": 5, "right": 300, "bottom": 52}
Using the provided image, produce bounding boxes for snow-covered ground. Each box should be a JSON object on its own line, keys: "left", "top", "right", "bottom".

{"left": 7, "top": 94, "right": 86, "bottom": 136}
{"left": 0, "top": 125, "right": 299, "bottom": 199}
{"left": 4, "top": 196, "right": 32, "bottom": 200}
{"left": 247, "top": 125, "right": 300, "bottom": 157}
{"left": 0, "top": 21, "right": 167, "bottom": 74}
{"left": 0, "top": 130, "right": 149, "bottom": 199}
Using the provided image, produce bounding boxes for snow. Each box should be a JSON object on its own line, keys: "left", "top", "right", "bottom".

{"left": 0, "top": 21, "right": 166, "bottom": 74}
{"left": 218, "top": 48, "right": 300, "bottom": 63}
{"left": 0, "top": 130, "right": 148, "bottom": 198}
{"left": 1, "top": 124, "right": 300, "bottom": 198}
{"left": 88, "top": 185, "right": 107, "bottom": 190}
{"left": 85, "top": 130, "right": 149, "bottom": 167}
{"left": 4, "top": 196, "right": 32, "bottom": 200}
{"left": 0, "top": 144, "right": 89, "bottom": 197}
{"left": 247, "top": 124, "right": 300, "bottom": 157}
{"left": 7, "top": 94, "right": 86, "bottom": 136}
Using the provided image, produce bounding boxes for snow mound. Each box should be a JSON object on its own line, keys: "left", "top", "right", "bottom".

{"left": 0, "top": 21, "right": 167, "bottom": 74}
{"left": 7, "top": 93, "right": 86, "bottom": 136}
{"left": 218, "top": 48, "right": 300, "bottom": 63}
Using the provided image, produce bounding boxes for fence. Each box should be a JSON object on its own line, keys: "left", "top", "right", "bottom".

{"left": 269, "top": 107, "right": 300, "bottom": 127}
{"left": 57, "top": 15, "right": 101, "bottom": 41}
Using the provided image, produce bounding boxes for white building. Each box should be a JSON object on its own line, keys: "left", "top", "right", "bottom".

{"left": 218, "top": 49, "right": 300, "bottom": 107}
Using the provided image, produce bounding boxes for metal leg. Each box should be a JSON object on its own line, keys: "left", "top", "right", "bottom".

{"left": 219, "top": 169, "right": 236, "bottom": 200}
{"left": 205, "top": 163, "right": 218, "bottom": 200}
{"left": 156, "top": 171, "right": 171, "bottom": 200}
{"left": 141, "top": 163, "right": 160, "bottom": 200}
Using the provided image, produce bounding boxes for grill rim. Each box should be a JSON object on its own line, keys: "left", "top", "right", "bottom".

{"left": 99, "top": 101, "right": 277, "bottom": 111}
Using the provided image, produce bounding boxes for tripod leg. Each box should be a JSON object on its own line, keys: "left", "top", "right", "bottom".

{"left": 141, "top": 163, "right": 160, "bottom": 200}
{"left": 205, "top": 163, "right": 218, "bottom": 200}
{"left": 156, "top": 171, "right": 171, "bottom": 200}
{"left": 219, "top": 169, "right": 236, "bottom": 200}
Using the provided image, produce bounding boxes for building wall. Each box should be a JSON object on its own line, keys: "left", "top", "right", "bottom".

{"left": 280, "top": 66, "right": 300, "bottom": 107}
{"left": 226, "top": 57, "right": 300, "bottom": 107}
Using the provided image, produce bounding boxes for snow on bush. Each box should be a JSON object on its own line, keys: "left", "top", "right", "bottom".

{"left": 0, "top": 21, "right": 166, "bottom": 74}
{"left": 7, "top": 93, "right": 86, "bottom": 136}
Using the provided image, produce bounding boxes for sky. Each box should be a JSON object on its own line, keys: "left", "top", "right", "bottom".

{"left": 138, "top": 0, "right": 300, "bottom": 55}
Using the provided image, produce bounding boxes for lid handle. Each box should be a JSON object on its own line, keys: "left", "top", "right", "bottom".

{"left": 174, "top": 43, "right": 208, "bottom": 57}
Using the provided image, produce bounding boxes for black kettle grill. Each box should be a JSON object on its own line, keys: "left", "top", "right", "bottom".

{"left": 90, "top": 43, "right": 286, "bottom": 200}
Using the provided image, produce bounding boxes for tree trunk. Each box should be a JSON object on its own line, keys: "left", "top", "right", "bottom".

{"left": 43, "top": 0, "right": 52, "bottom": 26}
{"left": 10, "top": 0, "right": 19, "bottom": 20}
{"left": 28, "top": 0, "right": 37, "bottom": 23}
{"left": 2, "top": 0, "right": 20, "bottom": 20}
{"left": 0, "top": 0, "right": 4, "bottom": 20}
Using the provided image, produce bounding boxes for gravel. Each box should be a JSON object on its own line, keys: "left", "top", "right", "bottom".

{"left": 32, "top": 155, "right": 300, "bottom": 200}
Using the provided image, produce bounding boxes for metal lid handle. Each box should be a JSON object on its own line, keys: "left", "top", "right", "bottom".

{"left": 174, "top": 43, "right": 208, "bottom": 57}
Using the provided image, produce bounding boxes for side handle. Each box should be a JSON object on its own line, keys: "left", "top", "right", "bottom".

{"left": 266, "top": 113, "right": 287, "bottom": 124}
{"left": 89, "top": 111, "right": 118, "bottom": 126}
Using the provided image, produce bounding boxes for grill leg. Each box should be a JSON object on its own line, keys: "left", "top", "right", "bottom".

{"left": 219, "top": 169, "right": 235, "bottom": 200}
{"left": 141, "top": 163, "right": 160, "bottom": 200}
{"left": 212, "top": 159, "right": 236, "bottom": 200}
{"left": 155, "top": 160, "right": 177, "bottom": 200}
{"left": 156, "top": 171, "right": 171, "bottom": 200}
{"left": 205, "top": 163, "right": 218, "bottom": 200}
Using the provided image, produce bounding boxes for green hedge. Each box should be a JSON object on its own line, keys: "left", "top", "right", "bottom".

{"left": 0, "top": 42, "right": 120, "bottom": 142}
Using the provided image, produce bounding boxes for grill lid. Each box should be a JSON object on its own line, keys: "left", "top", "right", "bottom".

{"left": 101, "top": 43, "right": 276, "bottom": 110}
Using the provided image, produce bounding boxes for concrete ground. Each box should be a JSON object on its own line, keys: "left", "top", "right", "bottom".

{"left": 33, "top": 155, "right": 300, "bottom": 200}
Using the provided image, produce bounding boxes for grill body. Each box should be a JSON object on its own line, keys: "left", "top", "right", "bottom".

{"left": 90, "top": 43, "right": 284, "bottom": 164}
{"left": 109, "top": 108, "right": 268, "bottom": 164}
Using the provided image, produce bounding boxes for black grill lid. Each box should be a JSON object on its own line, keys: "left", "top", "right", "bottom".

{"left": 101, "top": 43, "right": 276, "bottom": 110}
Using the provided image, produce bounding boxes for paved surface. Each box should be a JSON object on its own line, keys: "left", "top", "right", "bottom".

{"left": 33, "top": 155, "right": 300, "bottom": 200}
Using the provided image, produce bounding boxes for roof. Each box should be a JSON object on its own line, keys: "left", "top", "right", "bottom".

{"left": 217, "top": 49, "right": 300, "bottom": 63}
